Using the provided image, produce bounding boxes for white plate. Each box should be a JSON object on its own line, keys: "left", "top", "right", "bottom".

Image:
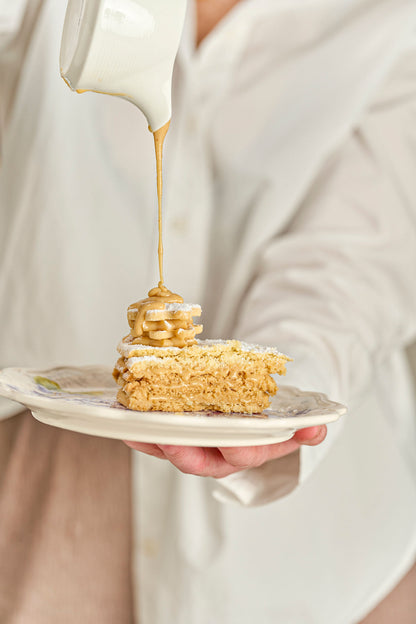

{"left": 0, "top": 365, "right": 346, "bottom": 447}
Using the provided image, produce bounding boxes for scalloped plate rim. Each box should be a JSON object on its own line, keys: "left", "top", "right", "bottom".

{"left": 0, "top": 365, "right": 347, "bottom": 439}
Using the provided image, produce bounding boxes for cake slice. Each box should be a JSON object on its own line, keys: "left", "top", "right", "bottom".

{"left": 114, "top": 338, "right": 290, "bottom": 414}
{"left": 114, "top": 285, "right": 291, "bottom": 414}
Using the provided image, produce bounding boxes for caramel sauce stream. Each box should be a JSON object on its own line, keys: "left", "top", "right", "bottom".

{"left": 126, "top": 122, "right": 202, "bottom": 348}
{"left": 153, "top": 120, "right": 170, "bottom": 286}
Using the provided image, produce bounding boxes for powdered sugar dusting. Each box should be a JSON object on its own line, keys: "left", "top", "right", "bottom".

{"left": 145, "top": 303, "right": 201, "bottom": 319}
{"left": 239, "top": 341, "right": 289, "bottom": 357}
{"left": 127, "top": 356, "right": 161, "bottom": 368}
{"left": 166, "top": 303, "right": 201, "bottom": 313}
{"left": 118, "top": 338, "right": 289, "bottom": 360}
{"left": 118, "top": 340, "right": 181, "bottom": 358}
{"left": 195, "top": 339, "right": 288, "bottom": 358}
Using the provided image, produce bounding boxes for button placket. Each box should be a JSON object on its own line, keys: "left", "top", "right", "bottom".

{"left": 152, "top": 1, "right": 252, "bottom": 301}
{"left": 162, "top": 114, "right": 213, "bottom": 303}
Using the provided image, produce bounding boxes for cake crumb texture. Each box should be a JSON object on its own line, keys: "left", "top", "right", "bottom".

{"left": 113, "top": 339, "right": 290, "bottom": 414}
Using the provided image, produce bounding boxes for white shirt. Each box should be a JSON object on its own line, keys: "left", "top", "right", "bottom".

{"left": 1, "top": 0, "right": 416, "bottom": 622}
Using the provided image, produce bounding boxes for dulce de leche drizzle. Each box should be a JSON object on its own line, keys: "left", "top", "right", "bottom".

{"left": 129, "top": 283, "right": 183, "bottom": 338}
{"left": 153, "top": 121, "right": 170, "bottom": 285}
{"left": 127, "top": 284, "right": 202, "bottom": 348}
{"left": 126, "top": 123, "right": 203, "bottom": 348}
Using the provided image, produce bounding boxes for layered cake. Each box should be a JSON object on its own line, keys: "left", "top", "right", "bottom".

{"left": 113, "top": 284, "right": 290, "bottom": 414}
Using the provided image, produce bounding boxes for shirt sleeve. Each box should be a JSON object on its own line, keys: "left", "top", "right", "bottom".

{"left": 0, "top": 0, "right": 34, "bottom": 421}
{"left": 212, "top": 43, "right": 416, "bottom": 506}
{"left": 0, "top": 0, "right": 39, "bottom": 135}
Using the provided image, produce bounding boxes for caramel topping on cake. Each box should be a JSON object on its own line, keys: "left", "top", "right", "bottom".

{"left": 127, "top": 282, "right": 203, "bottom": 348}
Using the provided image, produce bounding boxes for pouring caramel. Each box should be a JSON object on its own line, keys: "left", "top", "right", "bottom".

{"left": 126, "top": 123, "right": 202, "bottom": 348}
{"left": 153, "top": 121, "right": 170, "bottom": 286}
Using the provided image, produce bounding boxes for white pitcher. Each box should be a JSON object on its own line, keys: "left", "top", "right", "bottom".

{"left": 60, "top": 0, "right": 187, "bottom": 131}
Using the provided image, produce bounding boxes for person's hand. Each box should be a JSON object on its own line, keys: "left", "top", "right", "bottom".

{"left": 124, "top": 425, "right": 327, "bottom": 478}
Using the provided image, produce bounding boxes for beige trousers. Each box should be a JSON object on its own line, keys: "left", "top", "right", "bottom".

{"left": 0, "top": 411, "right": 133, "bottom": 623}
{"left": 0, "top": 411, "right": 414, "bottom": 623}
{"left": 359, "top": 560, "right": 416, "bottom": 624}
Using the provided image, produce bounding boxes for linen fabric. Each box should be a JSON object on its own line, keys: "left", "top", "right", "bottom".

{"left": 1, "top": 1, "right": 416, "bottom": 622}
